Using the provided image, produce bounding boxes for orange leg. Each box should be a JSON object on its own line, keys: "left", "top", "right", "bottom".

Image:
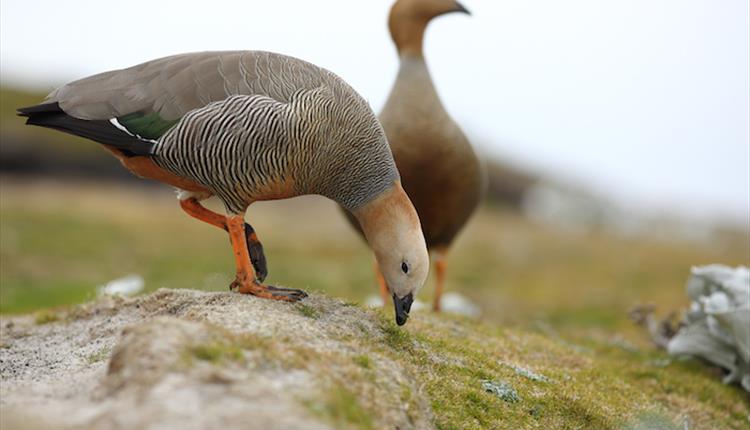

{"left": 226, "top": 214, "right": 307, "bottom": 301}
{"left": 180, "top": 197, "right": 227, "bottom": 229}
{"left": 180, "top": 198, "right": 268, "bottom": 282}
{"left": 433, "top": 249, "right": 448, "bottom": 312}
{"left": 374, "top": 261, "right": 389, "bottom": 307}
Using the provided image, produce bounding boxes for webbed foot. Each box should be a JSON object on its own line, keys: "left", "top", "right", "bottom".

{"left": 230, "top": 278, "right": 307, "bottom": 302}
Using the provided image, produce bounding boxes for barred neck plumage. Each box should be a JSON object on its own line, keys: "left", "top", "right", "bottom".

{"left": 288, "top": 85, "right": 401, "bottom": 211}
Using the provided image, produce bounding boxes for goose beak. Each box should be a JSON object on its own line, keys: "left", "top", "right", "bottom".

{"left": 393, "top": 293, "right": 414, "bottom": 326}
{"left": 454, "top": 1, "right": 471, "bottom": 15}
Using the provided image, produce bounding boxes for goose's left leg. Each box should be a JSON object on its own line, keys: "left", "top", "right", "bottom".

{"left": 226, "top": 213, "right": 307, "bottom": 301}
{"left": 374, "top": 261, "right": 389, "bottom": 307}
{"left": 433, "top": 249, "right": 448, "bottom": 312}
{"left": 179, "top": 197, "right": 268, "bottom": 282}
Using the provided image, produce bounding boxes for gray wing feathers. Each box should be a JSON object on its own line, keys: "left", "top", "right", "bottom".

{"left": 47, "top": 51, "right": 333, "bottom": 121}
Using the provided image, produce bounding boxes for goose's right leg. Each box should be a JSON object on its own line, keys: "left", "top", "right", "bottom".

{"left": 179, "top": 197, "right": 268, "bottom": 282}
{"left": 432, "top": 249, "right": 448, "bottom": 312}
{"left": 226, "top": 214, "right": 307, "bottom": 302}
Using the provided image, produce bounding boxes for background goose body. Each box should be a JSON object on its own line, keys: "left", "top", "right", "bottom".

{"left": 20, "top": 50, "right": 429, "bottom": 325}
{"left": 345, "top": 0, "right": 484, "bottom": 311}
{"left": 381, "top": 56, "right": 483, "bottom": 247}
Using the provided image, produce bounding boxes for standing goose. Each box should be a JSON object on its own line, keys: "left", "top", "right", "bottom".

{"left": 19, "top": 50, "right": 429, "bottom": 325}
{"left": 346, "top": 0, "right": 484, "bottom": 311}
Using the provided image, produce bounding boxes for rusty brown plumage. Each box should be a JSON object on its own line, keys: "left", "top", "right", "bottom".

{"left": 346, "top": 0, "right": 484, "bottom": 310}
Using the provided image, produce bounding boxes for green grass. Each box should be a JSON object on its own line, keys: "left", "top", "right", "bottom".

{"left": 181, "top": 329, "right": 273, "bottom": 366}
{"left": 86, "top": 347, "right": 111, "bottom": 364}
{"left": 0, "top": 181, "right": 376, "bottom": 314}
{"left": 165, "top": 308, "right": 746, "bottom": 429}
{"left": 188, "top": 343, "right": 244, "bottom": 363}
{"left": 305, "top": 384, "right": 375, "bottom": 430}
{"left": 296, "top": 303, "right": 320, "bottom": 319}
{"left": 376, "top": 312, "right": 413, "bottom": 350}
{"left": 376, "top": 314, "right": 749, "bottom": 429}
{"left": 2, "top": 179, "right": 747, "bottom": 335}
{"left": 1, "top": 180, "right": 748, "bottom": 428}
{"left": 352, "top": 355, "right": 372, "bottom": 369}
{"left": 33, "top": 309, "right": 60, "bottom": 325}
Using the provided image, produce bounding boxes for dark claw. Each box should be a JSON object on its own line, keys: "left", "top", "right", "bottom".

{"left": 244, "top": 222, "right": 268, "bottom": 282}
{"left": 267, "top": 285, "right": 308, "bottom": 300}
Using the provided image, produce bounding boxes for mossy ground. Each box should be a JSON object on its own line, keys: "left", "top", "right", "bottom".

{"left": 1, "top": 180, "right": 748, "bottom": 428}
{"left": 71, "top": 291, "right": 745, "bottom": 429}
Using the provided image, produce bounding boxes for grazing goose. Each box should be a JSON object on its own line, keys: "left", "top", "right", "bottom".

{"left": 19, "top": 50, "right": 429, "bottom": 325}
{"left": 345, "top": 0, "right": 484, "bottom": 311}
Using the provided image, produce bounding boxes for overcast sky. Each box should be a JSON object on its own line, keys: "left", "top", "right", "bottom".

{"left": 1, "top": 0, "right": 748, "bottom": 225}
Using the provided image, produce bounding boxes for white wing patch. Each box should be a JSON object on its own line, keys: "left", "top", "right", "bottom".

{"left": 109, "top": 118, "right": 159, "bottom": 144}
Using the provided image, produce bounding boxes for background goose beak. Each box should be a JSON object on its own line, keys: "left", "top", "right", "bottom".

{"left": 454, "top": 1, "right": 471, "bottom": 15}
{"left": 393, "top": 292, "right": 414, "bottom": 326}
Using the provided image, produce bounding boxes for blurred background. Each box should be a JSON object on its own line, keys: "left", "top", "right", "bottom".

{"left": 0, "top": 0, "right": 748, "bottom": 340}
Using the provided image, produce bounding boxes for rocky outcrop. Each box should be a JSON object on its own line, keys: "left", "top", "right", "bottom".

{"left": 0, "top": 289, "right": 432, "bottom": 430}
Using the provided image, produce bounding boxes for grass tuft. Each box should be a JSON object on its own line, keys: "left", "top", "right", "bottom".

{"left": 86, "top": 347, "right": 111, "bottom": 364}
{"left": 307, "top": 384, "right": 374, "bottom": 430}
{"left": 34, "top": 310, "right": 60, "bottom": 325}
{"left": 376, "top": 314, "right": 412, "bottom": 350}
{"left": 296, "top": 303, "right": 320, "bottom": 319}
{"left": 353, "top": 354, "right": 371, "bottom": 369}
{"left": 188, "top": 342, "right": 243, "bottom": 364}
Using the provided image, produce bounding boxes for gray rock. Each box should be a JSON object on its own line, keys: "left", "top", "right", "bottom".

{"left": 667, "top": 265, "right": 750, "bottom": 391}
{"left": 0, "top": 289, "right": 434, "bottom": 430}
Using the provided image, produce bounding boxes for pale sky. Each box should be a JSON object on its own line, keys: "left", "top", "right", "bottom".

{"left": 1, "top": 0, "right": 748, "bottom": 225}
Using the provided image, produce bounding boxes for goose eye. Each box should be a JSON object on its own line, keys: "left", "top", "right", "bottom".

{"left": 401, "top": 261, "right": 409, "bottom": 274}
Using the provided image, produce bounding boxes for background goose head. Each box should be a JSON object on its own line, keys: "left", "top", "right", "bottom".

{"left": 388, "top": 0, "right": 471, "bottom": 57}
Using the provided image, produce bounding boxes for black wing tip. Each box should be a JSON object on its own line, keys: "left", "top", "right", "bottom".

{"left": 17, "top": 104, "right": 155, "bottom": 157}
{"left": 17, "top": 102, "right": 62, "bottom": 117}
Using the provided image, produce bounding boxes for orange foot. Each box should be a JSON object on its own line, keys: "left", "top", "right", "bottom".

{"left": 230, "top": 277, "right": 308, "bottom": 302}
{"left": 224, "top": 213, "right": 306, "bottom": 302}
